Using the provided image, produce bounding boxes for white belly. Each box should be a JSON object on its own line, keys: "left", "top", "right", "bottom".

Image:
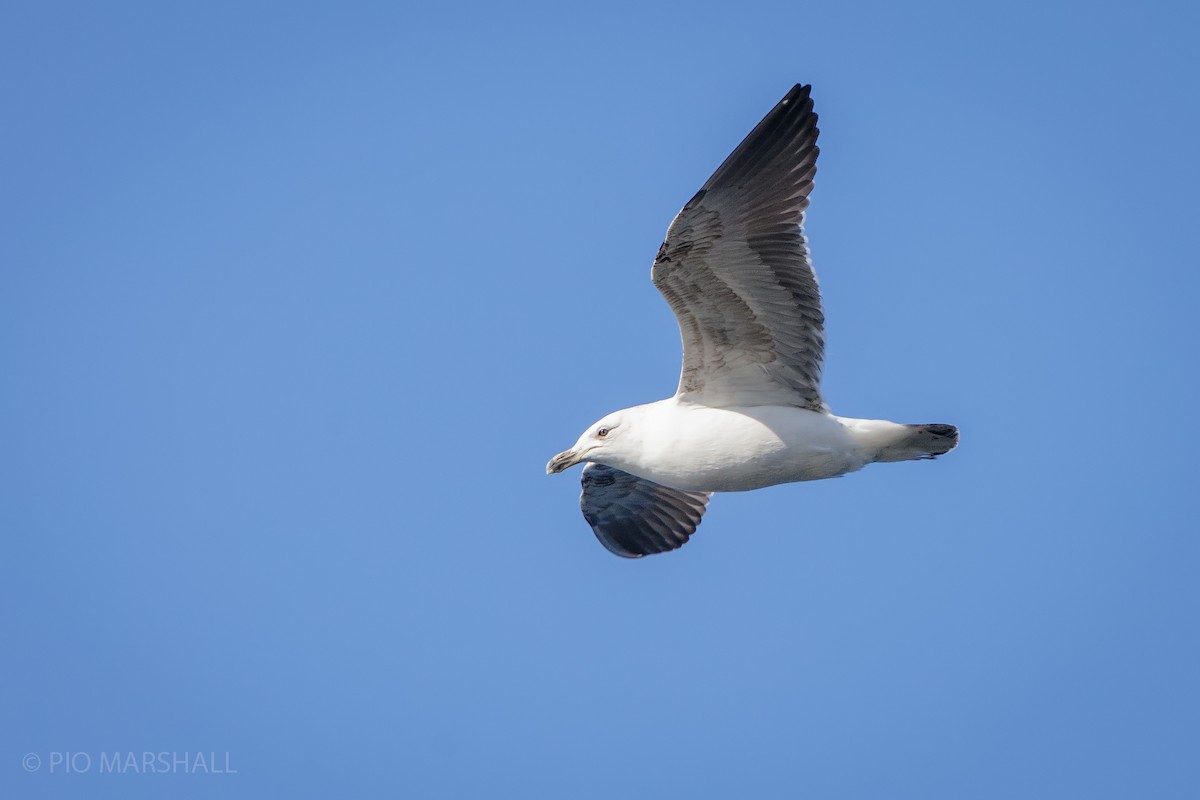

{"left": 625, "top": 402, "right": 871, "bottom": 493}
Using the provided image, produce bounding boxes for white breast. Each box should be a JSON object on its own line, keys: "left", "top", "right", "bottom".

{"left": 621, "top": 400, "right": 871, "bottom": 493}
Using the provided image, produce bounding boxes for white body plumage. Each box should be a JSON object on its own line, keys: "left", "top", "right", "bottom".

{"left": 565, "top": 399, "right": 926, "bottom": 493}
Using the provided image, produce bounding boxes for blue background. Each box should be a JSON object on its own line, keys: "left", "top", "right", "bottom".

{"left": 3, "top": 1, "right": 1197, "bottom": 797}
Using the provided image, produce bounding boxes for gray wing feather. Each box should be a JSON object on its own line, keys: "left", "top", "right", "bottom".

{"left": 580, "top": 464, "right": 711, "bottom": 558}
{"left": 652, "top": 84, "right": 825, "bottom": 409}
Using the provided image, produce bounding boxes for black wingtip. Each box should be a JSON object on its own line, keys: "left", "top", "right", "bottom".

{"left": 774, "top": 84, "right": 812, "bottom": 112}
{"left": 698, "top": 83, "right": 819, "bottom": 196}
{"left": 784, "top": 84, "right": 812, "bottom": 102}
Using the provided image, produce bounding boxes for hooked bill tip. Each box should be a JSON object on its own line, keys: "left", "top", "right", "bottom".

{"left": 546, "top": 449, "right": 578, "bottom": 475}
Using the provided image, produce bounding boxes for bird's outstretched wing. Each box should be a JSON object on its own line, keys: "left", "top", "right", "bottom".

{"left": 652, "top": 84, "right": 825, "bottom": 410}
{"left": 580, "top": 463, "right": 711, "bottom": 558}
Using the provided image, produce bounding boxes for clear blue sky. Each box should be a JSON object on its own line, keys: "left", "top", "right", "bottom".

{"left": 3, "top": 2, "right": 1197, "bottom": 798}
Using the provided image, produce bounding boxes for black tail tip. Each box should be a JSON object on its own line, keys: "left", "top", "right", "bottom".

{"left": 925, "top": 424, "right": 958, "bottom": 439}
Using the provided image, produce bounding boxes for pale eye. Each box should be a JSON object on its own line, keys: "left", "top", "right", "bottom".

{"left": 597, "top": 427, "right": 610, "bottom": 438}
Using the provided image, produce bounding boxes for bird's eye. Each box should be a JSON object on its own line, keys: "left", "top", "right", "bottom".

{"left": 597, "top": 427, "right": 610, "bottom": 438}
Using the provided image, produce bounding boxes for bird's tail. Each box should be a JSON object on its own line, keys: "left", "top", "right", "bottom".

{"left": 870, "top": 423, "right": 959, "bottom": 462}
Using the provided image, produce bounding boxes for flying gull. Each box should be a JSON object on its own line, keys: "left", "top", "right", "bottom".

{"left": 547, "top": 84, "right": 958, "bottom": 558}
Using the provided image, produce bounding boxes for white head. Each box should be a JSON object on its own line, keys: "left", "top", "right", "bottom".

{"left": 546, "top": 409, "right": 636, "bottom": 475}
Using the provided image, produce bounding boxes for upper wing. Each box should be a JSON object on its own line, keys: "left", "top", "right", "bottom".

{"left": 580, "top": 463, "right": 711, "bottom": 558}
{"left": 652, "top": 84, "right": 825, "bottom": 409}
